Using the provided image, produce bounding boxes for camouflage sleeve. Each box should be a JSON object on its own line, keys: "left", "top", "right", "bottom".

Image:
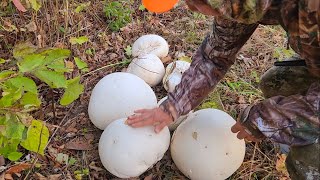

{"left": 160, "top": 17, "right": 258, "bottom": 120}
{"left": 207, "top": 0, "right": 273, "bottom": 24}
{"left": 242, "top": 82, "right": 320, "bottom": 146}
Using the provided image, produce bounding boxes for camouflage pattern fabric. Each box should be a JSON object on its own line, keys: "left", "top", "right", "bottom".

{"left": 159, "top": 0, "right": 320, "bottom": 179}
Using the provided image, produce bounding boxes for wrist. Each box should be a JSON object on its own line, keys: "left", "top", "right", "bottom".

{"left": 239, "top": 105, "right": 265, "bottom": 140}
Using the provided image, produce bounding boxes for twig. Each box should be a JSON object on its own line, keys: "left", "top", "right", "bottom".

{"left": 82, "top": 60, "right": 130, "bottom": 77}
{"left": 249, "top": 142, "right": 258, "bottom": 180}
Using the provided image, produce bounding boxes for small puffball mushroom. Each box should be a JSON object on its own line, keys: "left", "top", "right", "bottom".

{"left": 99, "top": 118, "right": 171, "bottom": 178}
{"left": 170, "top": 109, "right": 245, "bottom": 180}
{"left": 88, "top": 72, "right": 157, "bottom": 130}
{"left": 157, "top": 96, "right": 192, "bottom": 131}
{"left": 126, "top": 54, "right": 165, "bottom": 87}
{"left": 163, "top": 60, "right": 190, "bottom": 92}
{"left": 132, "top": 34, "right": 169, "bottom": 59}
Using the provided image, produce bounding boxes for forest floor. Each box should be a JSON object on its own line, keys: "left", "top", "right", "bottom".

{"left": 0, "top": 1, "right": 292, "bottom": 179}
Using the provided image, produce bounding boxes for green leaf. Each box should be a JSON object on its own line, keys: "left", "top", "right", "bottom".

{"left": 75, "top": 2, "right": 91, "bottom": 13}
{"left": 18, "top": 54, "right": 46, "bottom": 72}
{"left": 124, "top": 45, "right": 132, "bottom": 57}
{"left": 0, "top": 70, "right": 15, "bottom": 80}
{"left": 85, "top": 48, "right": 94, "bottom": 55}
{"left": 13, "top": 42, "right": 37, "bottom": 60}
{"left": 0, "top": 88, "right": 23, "bottom": 107}
{"left": 28, "top": 0, "right": 41, "bottom": 11}
{"left": 20, "top": 120, "right": 49, "bottom": 155}
{"left": 74, "top": 57, "right": 88, "bottom": 72}
{"left": 139, "top": 4, "right": 146, "bottom": 11}
{"left": 4, "top": 115, "right": 25, "bottom": 139}
{"left": 21, "top": 92, "right": 41, "bottom": 108}
{"left": 5, "top": 76, "right": 38, "bottom": 94}
{"left": 60, "top": 76, "right": 84, "bottom": 106}
{"left": 69, "top": 36, "right": 89, "bottom": 45}
{"left": 68, "top": 157, "right": 77, "bottom": 165}
{"left": 41, "top": 49, "right": 70, "bottom": 65}
{"left": 34, "top": 69, "right": 67, "bottom": 88}
{"left": 179, "top": 56, "right": 192, "bottom": 63}
{"left": 47, "top": 59, "right": 70, "bottom": 72}
{"left": 56, "top": 153, "right": 69, "bottom": 164}
{"left": 0, "top": 58, "right": 5, "bottom": 64}
{"left": 0, "top": 137, "right": 20, "bottom": 157}
{"left": 8, "top": 152, "right": 23, "bottom": 161}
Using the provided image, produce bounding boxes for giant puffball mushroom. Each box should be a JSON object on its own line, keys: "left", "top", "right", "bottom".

{"left": 99, "top": 118, "right": 171, "bottom": 178}
{"left": 132, "top": 34, "right": 169, "bottom": 59}
{"left": 157, "top": 96, "right": 193, "bottom": 131}
{"left": 126, "top": 54, "right": 165, "bottom": 87}
{"left": 163, "top": 60, "right": 190, "bottom": 92}
{"left": 88, "top": 72, "right": 157, "bottom": 130}
{"left": 170, "top": 109, "right": 246, "bottom": 180}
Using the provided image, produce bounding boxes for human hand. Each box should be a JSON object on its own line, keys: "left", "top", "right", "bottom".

{"left": 185, "top": 0, "right": 220, "bottom": 16}
{"left": 231, "top": 121, "right": 262, "bottom": 142}
{"left": 126, "top": 108, "right": 173, "bottom": 133}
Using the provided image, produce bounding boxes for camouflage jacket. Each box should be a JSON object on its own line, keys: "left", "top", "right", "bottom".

{"left": 160, "top": 0, "right": 320, "bottom": 146}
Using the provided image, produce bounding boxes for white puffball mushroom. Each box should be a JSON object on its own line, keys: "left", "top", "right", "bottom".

{"left": 132, "top": 34, "right": 169, "bottom": 59}
{"left": 163, "top": 60, "right": 190, "bottom": 92}
{"left": 126, "top": 54, "right": 165, "bottom": 87}
{"left": 88, "top": 72, "right": 157, "bottom": 130}
{"left": 170, "top": 109, "right": 246, "bottom": 180}
{"left": 99, "top": 118, "right": 171, "bottom": 178}
{"left": 157, "top": 96, "right": 193, "bottom": 131}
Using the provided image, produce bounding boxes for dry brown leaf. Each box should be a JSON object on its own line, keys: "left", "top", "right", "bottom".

{"left": 25, "top": 21, "right": 37, "bottom": 32}
{"left": 34, "top": 172, "right": 47, "bottom": 180}
{"left": 161, "top": 55, "right": 172, "bottom": 63}
{"left": 65, "top": 138, "right": 93, "bottom": 150}
{"left": 276, "top": 154, "right": 290, "bottom": 178}
{"left": 237, "top": 95, "right": 246, "bottom": 104}
{"left": 89, "top": 162, "right": 104, "bottom": 172}
{"left": 4, "top": 173, "right": 13, "bottom": 180}
{"left": 48, "top": 174, "right": 62, "bottom": 180}
{"left": 144, "top": 174, "right": 153, "bottom": 180}
{"left": 5, "top": 163, "right": 31, "bottom": 174}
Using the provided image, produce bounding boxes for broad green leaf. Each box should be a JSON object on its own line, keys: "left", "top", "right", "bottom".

{"left": 69, "top": 36, "right": 89, "bottom": 45}
{"left": 60, "top": 76, "right": 84, "bottom": 105}
{"left": 0, "top": 88, "right": 23, "bottom": 107}
{"left": 18, "top": 54, "right": 46, "bottom": 72}
{"left": 75, "top": 2, "right": 91, "bottom": 13}
{"left": 47, "top": 59, "right": 70, "bottom": 72}
{"left": 34, "top": 69, "right": 67, "bottom": 88}
{"left": 4, "top": 115, "right": 25, "bottom": 139}
{"left": 0, "top": 137, "right": 20, "bottom": 157}
{"left": 85, "top": 48, "right": 94, "bottom": 55}
{"left": 0, "top": 70, "right": 15, "bottom": 80}
{"left": 68, "top": 157, "right": 77, "bottom": 165}
{"left": 74, "top": 57, "right": 88, "bottom": 72}
{"left": 13, "top": 42, "right": 37, "bottom": 60}
{"left": 28, "top": 0, "right": 41, "bottom": 11}
{"left": 21, "top": 92, "right": 41, "bottom": 108}
{"left": 5, "top": 76, "right": 38, "bottom": 94}
{"left": 41, "top": 49, "right": 70, "bottom": 65}
{"left": 0, "top": 58, "right": 5, "bottom": 64}
{"left": 20, "top": 120, "right": 49, "bottom": 155}
{"left": 8, "top": 152, "right": 23, "bottom": 161}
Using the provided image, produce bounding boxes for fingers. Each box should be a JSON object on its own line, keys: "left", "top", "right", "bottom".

{"left": 134, "top": 109, "right": 149, "bottom": 113}
{"left": 127, "top": 113, "right": 151, "bottom": 124}
{"left": 236, "top": 130, "right": 249, "bottom": 139}
{"left": 130, "top": 118, "right": 154, "bottom": 128}
{"left": 154, "top": 121, "right": 168, "bottom": 134}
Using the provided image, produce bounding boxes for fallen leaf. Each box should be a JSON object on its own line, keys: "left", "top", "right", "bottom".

{"left": 12, "top": 0, "right": 27, "bottom": 12}
{"left": 55, "top": 153, "right": 69, "bottom": 164}
{"left": 161, "top": 55, "right": 172, "bottom": 63}
{"left": 276, "top": 154, "right": 290, "bottom": 178}
{"left": 34, "top": 172, "right": 46, "bottom": 180}
{"left": 5, "top": 163, "right": 31, "bottom": 174}
{"left": 4, "top": 173, "right": 13, "bottom": 180}
{"left": 144, "top": 174, "right": 153, "bottom": 180}
{"left": 48, "top": 174, "right": 62, "bottom": 180}
{"left": 89, "top": 162, "right": 104, "bottom": 172}
{"left": 25, "top": 21, "right": 37, "bottom": 32}
{"left": 237, "top": 95, "right": 246, "bottom": 104}
{"left": 65, "top": 138, "right": 93, "bottom": 150}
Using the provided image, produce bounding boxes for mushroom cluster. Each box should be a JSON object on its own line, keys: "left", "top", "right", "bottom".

{"left": 88, "top": 34, "right": 245, "bottom": 179}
